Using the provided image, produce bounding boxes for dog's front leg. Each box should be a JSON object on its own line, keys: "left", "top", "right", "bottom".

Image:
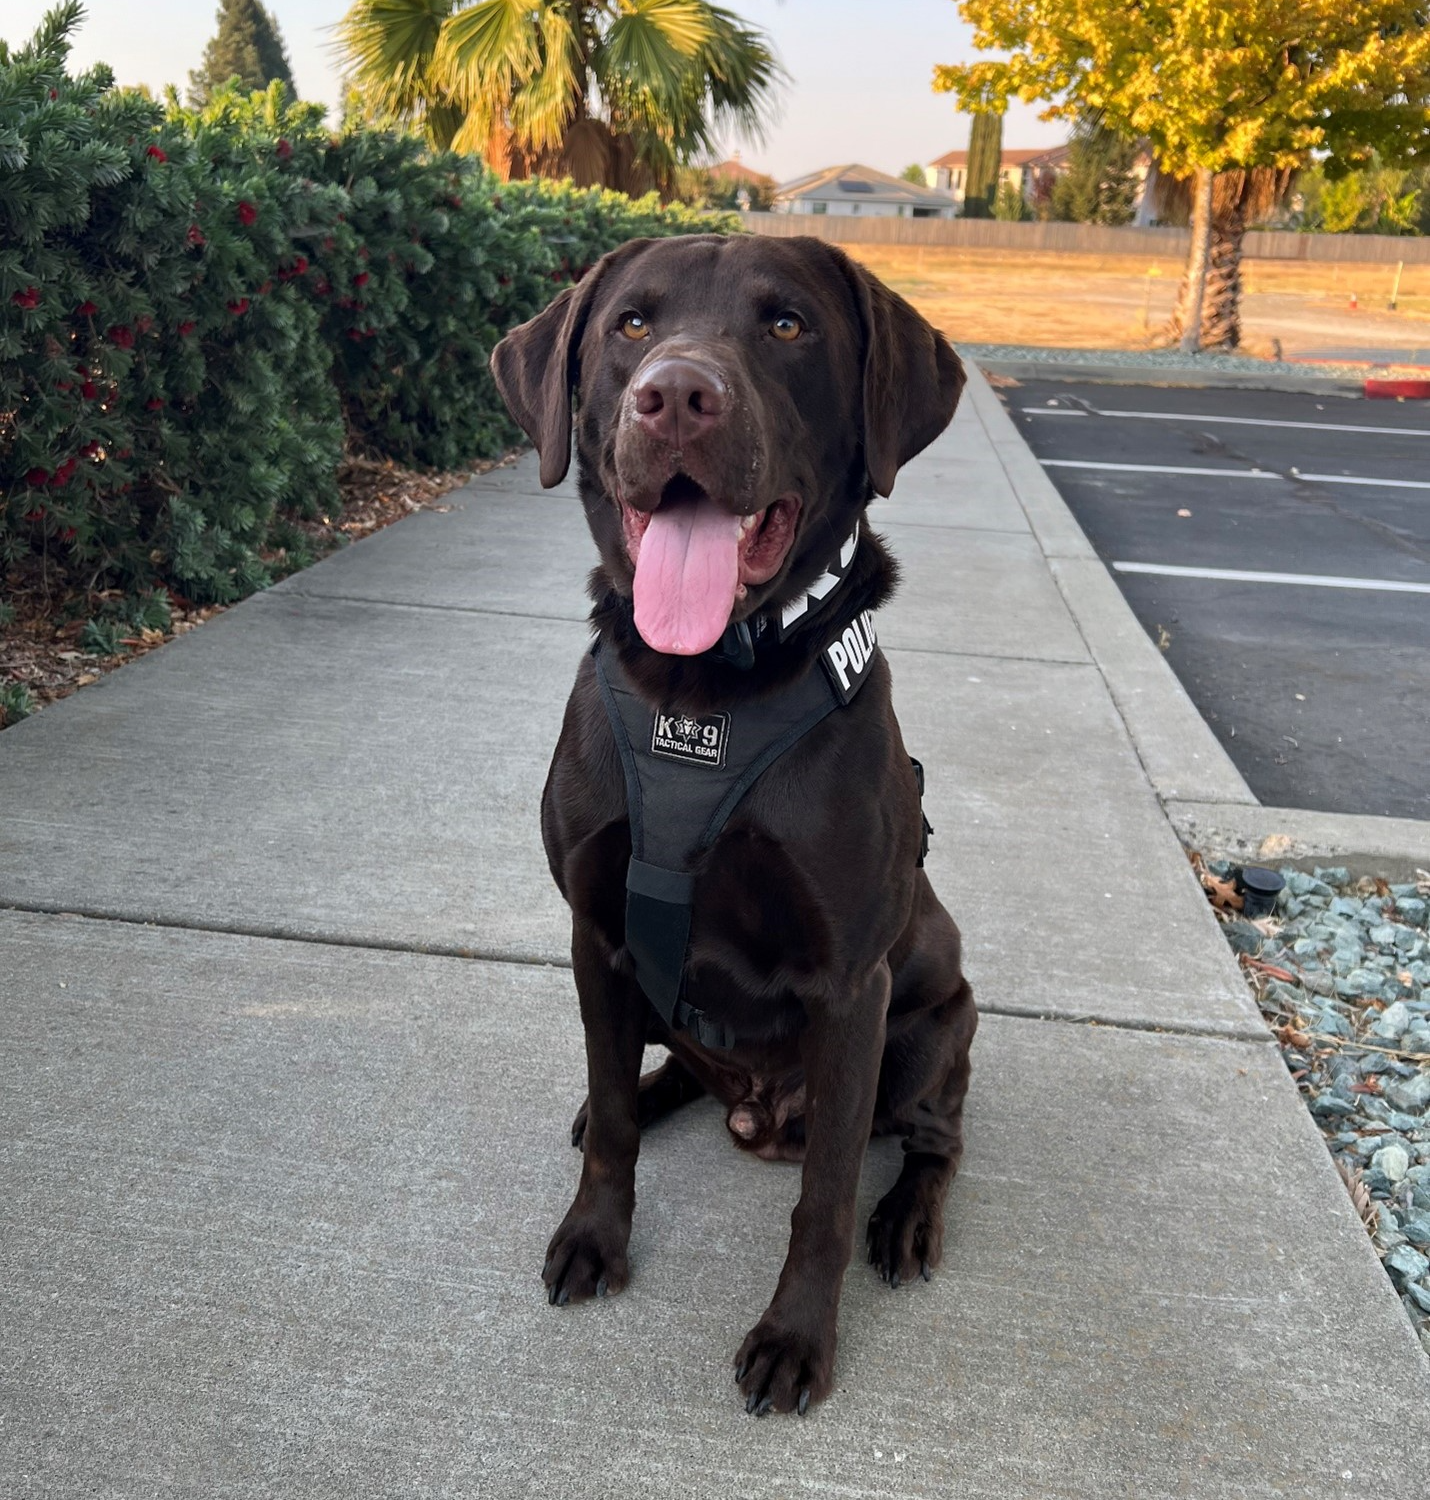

{"left": 542, "top": 917, "right": 647, "bottom": 1305}
{"left": 735, "top": 961, "right": 891, "bottom": 1415}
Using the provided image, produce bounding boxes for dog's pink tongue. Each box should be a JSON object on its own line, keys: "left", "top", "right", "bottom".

{"left": 633, "top": 498, "right": 741, "bottom": 655}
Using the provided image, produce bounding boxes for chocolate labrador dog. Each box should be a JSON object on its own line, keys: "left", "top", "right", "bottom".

{"left": 490, "top": 233, "right": 976, "bottom": 1417}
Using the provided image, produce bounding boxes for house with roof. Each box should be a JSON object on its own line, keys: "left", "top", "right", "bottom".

{"left": 926, "top": 141, "right": 1164, "bottom": 223}
{"left": 925, "top": 145, "right": 1072, "bottom": 208}
{"left": 771, "top": 163, "right": 958, "bottom": 219}
{"left": 704, "top": 154, "right": 778, "bottom": 210}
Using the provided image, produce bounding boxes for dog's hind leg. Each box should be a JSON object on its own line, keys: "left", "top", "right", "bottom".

{"left": 866, "top": 975, "right": 976, "bottom": 1287}
{"left": 570, "top": 1054, "right": 707, "bottom": 1149}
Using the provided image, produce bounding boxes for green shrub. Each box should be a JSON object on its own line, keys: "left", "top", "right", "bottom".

{"left": 0, "top": 681, "right": 36, "bottom": 725}
{"left": 1, "top": 4, "right": 343, "bottom": 604}
{"left": 2, "top": 3, "right": 739, "bottom": 611}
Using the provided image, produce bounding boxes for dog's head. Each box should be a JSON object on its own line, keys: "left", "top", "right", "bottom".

{"left": 490, "top": 234, "right": 964, "bottom": 656}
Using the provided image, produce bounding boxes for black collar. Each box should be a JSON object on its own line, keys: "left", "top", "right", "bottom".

{"left": 711, "top": 526, "right": 860, "bottom": 672}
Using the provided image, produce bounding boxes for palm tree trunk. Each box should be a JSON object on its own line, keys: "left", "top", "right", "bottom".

{"left": 1174, "top": 166, "right": 1214, "bottom": 354}
{"left": 1199, "top": 199, "right": 1246, "bottom": 351}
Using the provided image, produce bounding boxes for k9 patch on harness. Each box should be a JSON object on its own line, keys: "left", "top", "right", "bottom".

{"left": 650, "top": 709, "right": 730, "bottom": 768}
{"left": 821, "top": 609, "right": 878, "bottom": 705}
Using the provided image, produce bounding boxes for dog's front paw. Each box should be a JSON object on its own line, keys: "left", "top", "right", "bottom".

{"left": 866, "top": 1177, "right": 945, "bottom": 1288}
{"left": 734, "top": 1313, "right": 835, "bottom": 1416}
{"left": 542, "top": 1210, "right": 630, "bottom": 1306}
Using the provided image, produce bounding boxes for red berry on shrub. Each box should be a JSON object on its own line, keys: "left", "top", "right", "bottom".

{"left": 314, "top": 280, "right": 330, "bottom": 296}
{"left": 177, "top": 320, "right": 196, "bottom": 336}
{"left": 60, "top": 528, "right": 76, "bottom": 542}
{"left": 187, "top": 224, "right": 205, "bottom": 247}
{"left": 237, "top": 201, "right": 257, "bottom": 226}
{"left": 81, "top": 381, "right": 98, "bottom": 400}
{"left": 358, "top": 246, "right": 369, "bottom": 260}
{"left": 322, "top": 237, "right": 335, "bottom": 251}
{"left": 76, "top": 300, "right": 98, "bottom": 316}
{"left": 26, "top": 468, "right": 49, "bottom": 487}
{"left": 135, "top": 315, "right": 153, "bottom": 333}
{"left": 52, "top": 458, "right": 78, "bottom": 484}
{"left": 108, "top": 325, "right": 135, "bottom": 349}
{"left": 353, "top": 271, "right": 369, "bottom": 288}
{"left": 276, "top": 138, "right": 293, "bottom": 159}
{"left": 291, "top": 255, "right": 308, "bottom": 275}
{"left": 11, "top": 286, "right": 41, "bottom": 309}
{"left": 146, "top": 397, "right": 163, "bottom": 409}
{"left": 56, "top": 381, "right": 72, "bottom": 392}
{"left": 49, "top": 88, "right": 58, "bottom": 99}
{"left": 447, "top": 196, "right": 461, "bottom": 209}
{"left": 257, "top": 280, "right": 272, "bottom": 296}
{"left": 227, "top": 298, "right": 250, "bottom": 315}
{"left": 116, "top": 449, "right": 131, "bottom": 459}
{"left": 146, "top": 145, "right": 168, "bottom": 162}
{"left": 83, "top": 440, "right": 100, "bottom": 455}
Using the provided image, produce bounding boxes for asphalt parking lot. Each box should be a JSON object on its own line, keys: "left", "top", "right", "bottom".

{"left": 1004, "top": 379, "right": 1430, "bottom": 820}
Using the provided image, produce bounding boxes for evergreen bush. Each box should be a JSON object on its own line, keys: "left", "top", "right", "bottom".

{"left": 1, "top": 3, "right": 736, "bottom": 606}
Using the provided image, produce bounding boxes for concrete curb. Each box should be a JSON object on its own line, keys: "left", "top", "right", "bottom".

{"left": 961, "top": 354, "right": 1257, "bottom": 807}
{"left": 963, "top": 350, "right": 1430, "bottom": 877}
{"left": 1166, "top": 801, "right": 1430, "bottom": 882}
{"left": 972, "top": 354, "right": 1366, "bottom": 396}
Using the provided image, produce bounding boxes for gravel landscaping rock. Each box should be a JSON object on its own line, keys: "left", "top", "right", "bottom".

{"left": 1203, "top": 860, "right": 1430, "bottom": 1357}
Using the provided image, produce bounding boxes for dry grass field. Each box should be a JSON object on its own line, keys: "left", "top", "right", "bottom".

{"left": 843, "top": 245, "right": 1430, "bottom": 359}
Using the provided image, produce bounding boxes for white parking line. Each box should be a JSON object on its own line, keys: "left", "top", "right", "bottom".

{"left": 1112, "top": 561, "right": 1430, "bottom": 594}
{"left": 1041, "top": 459, "right": 1277, "bottom": 478}
{"left": 1023, "top": 405, "right": 1430, "bottom": 438}
{"left": 1297, "top": 471, "right": 1430, "bottom": 491}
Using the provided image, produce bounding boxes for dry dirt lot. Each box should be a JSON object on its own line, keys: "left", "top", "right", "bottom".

{"left": 843, "top": 245, "right": 1430, "bottom": 361}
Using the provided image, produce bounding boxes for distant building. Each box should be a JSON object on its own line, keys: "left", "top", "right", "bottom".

{"left": 705, "top": 155, "right": 778, "bottom": 211}
{"left": 926, "top": 145, "right": 1071, "bottom": 209}
{"left": 707, "top": 156, "right": 777, "bottom": 191}
{"left": 771, "top": 162, "right": 958, "bottom": 219}
{"left": 926, "top": 141, "right": 1164, "bottom": 224}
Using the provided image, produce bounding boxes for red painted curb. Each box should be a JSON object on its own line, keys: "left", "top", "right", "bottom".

{"left": 1365, "top": 378, "right": 1430, "bottom": 399}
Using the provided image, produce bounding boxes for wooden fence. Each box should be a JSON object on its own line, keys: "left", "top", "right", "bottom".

{"left": 738, "top": 212, "right": 1430, "bottom": 265}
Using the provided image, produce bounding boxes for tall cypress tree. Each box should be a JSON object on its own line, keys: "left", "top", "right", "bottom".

{"left": 188, "top": 0, "right": 296, "bottom": 106}
{"left": 963, "top": 109, "right": 1003, "bottom": 219}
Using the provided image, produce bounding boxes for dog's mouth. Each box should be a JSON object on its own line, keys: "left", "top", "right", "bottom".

{"left": 620, "top": 474, "right": 802, "bottom": 656}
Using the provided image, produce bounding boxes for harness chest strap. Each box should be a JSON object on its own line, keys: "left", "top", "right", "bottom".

{"left": 592, "top": 606, "right": 887, "bottom": 1051}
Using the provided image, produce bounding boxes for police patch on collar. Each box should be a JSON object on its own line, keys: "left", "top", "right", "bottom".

{"left": 821, "top": 610, "right": 878, "bottom": 705}
{"left": 650, "top": 709, "right": 730, "bottom": 768}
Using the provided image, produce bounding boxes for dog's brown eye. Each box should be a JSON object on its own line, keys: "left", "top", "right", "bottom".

{"left": 619, "top": 313, "right": 650, "bottom": 340}
{"left": 771, "top": 314, "right": 803, "bottom": 342}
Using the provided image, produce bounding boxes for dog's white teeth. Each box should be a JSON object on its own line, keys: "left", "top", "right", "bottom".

{"left": 740, "top": 512, "right": 761, "bottom": 535}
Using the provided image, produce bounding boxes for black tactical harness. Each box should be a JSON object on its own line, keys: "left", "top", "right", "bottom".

{"left": 592, "top": 529, "right": 931, "bottom": 1051}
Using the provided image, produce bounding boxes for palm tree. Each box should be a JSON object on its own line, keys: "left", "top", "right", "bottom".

{"left": 336, "top": 0, "right": 781, "bottom": 196}
{"left": 1157, "top": 167, "right": 1297, "bottom": 352}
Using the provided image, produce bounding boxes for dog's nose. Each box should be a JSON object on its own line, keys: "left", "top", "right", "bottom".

{"left": 632, "top": 356, "right": 728, "bottom": 449}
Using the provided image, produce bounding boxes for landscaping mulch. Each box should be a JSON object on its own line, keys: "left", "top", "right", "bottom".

{"left": 1197, "top": 854, "right": 1430, "bottom": 1356}
{"left": 0, "top": 450, "right": 522, "bottom": 731}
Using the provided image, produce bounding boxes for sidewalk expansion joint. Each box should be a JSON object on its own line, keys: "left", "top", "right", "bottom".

{"left": 5, "top": 901, "right": 1273, "bottom": 1047}
{"left": 0, "top": 902, "right": 568, "bottom": 971}
{"left": 269, "top": 589, "right": 591, "bottom": 626}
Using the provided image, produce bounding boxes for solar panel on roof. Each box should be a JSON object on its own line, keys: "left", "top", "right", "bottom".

{"left": 837, "top": 180, "right": 875, "bottom": 192}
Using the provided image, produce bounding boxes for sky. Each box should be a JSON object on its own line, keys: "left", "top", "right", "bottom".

{"left": 7, "top": 0, "right": 1066, "bottom": 182}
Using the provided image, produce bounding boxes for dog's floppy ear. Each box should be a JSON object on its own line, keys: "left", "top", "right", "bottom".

{"left": 489, "top": 239, "right": 651, "bottom": 489}
{"left": 835, "top": 249, "right": 966, "bottom": 498}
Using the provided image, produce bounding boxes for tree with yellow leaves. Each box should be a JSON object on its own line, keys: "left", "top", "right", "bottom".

{"left": 934, "top": 2, "right": 1430, "bottom": 351}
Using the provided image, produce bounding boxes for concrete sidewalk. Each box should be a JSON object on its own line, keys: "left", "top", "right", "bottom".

{"left": 3, "top": 362, "right": 1428, "bottom": 1497}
